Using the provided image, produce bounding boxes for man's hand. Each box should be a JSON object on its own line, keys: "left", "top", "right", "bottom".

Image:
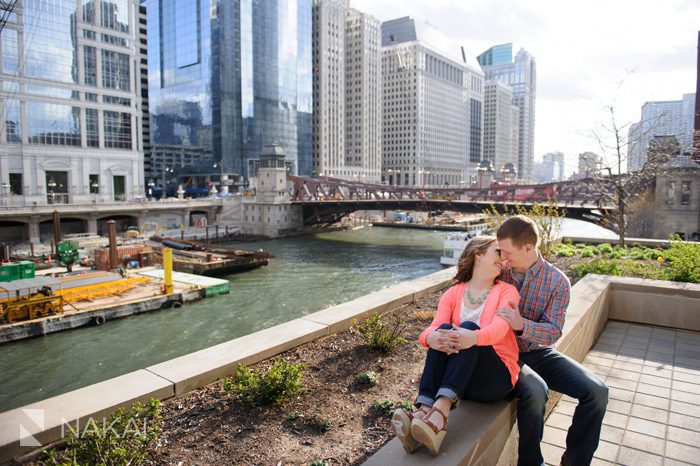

{"left": 496, "top": 301, "right": 524, "bottom": 332}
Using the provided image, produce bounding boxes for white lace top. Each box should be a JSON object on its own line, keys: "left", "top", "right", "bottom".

{"left": 460, "top": 300, "right": 486, "bottom": 326}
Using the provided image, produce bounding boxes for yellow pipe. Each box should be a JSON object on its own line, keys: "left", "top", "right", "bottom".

{"left": 163, "top": 247, "right": 174, "bottom": 294}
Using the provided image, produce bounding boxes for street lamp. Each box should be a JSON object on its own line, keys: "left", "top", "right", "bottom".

{"left": 90, "top": 180, "right": 99, "bottom": 203}
{"left": 147, "top": 179, "right": 155, "bottom": 199}
{"left": 161, "top": 167, "right": 173, "bottom": 200}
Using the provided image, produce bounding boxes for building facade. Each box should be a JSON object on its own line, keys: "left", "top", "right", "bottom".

{"left": 627, "top": 93, "right": 696, "bottom": 172}
{"left": 652, "top": 155, "right": 700, "bottom": 241}
{"left": 478, "top": 43, "right": 536, "bottom": 181}
{"left": 483, "top": 80, "right": 518, "bottom": 180}
{"left": 381, "top": 17, "right": 484, "bottom": 188}
{"left": 146, "top": 0, "right": 313, "bottom": 193}
{"left": 576, "top": 151, "right": 601, "bottom": 179}
{"left": 1, "top": 0, "right": 145, "bottom": 206}
{"left": 312, "top": 0, "right": 381, "bottom": 182}
{"left": 533, "top": 151, "right": 565, "bottom": 182}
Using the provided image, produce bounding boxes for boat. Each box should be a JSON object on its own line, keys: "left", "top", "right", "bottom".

{"left": 439, "top": 224, "right": 489, "bottom": 267}
{"left": 149, "top": 237, "right": 273, "bottom": 276}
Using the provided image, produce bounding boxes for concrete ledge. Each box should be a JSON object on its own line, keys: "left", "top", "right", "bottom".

{"left": 0, "top": 370, "right": 173, "bottom": 461}
{"left": 146, "top": 317, "right": 329, "bottom": 396}
{"left": 364, "top": 400, "right": 515, "bottom": 466}
{"left": 0, "top": 267, "right": 457, "bottom": 463}
{"left": 363, "top": 274, "right": 618, "bottom": 466}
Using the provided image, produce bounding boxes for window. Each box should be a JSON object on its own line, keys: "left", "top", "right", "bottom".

{"left": 84, "top": 46, "right": 97, "bottom": 86}
{"left": 101, "top": 50, "right": 130, "bottom": 91}
{"left": 104, "top": 111, "right": 132, "bottom": 149}
{"left": 681, "top": 181, "right": 691, "bottom": 205}
{"left": 667, "top": 181, "right": 676, "bottom": 204}
{"left": 113, "top": 175, "right": 126, "bottom": 201}
{"left": 86, "top": 109, "right": 99, "bottom": 147}
{"left": 9, "top": 173, "right": 22, "bottom": 195}
{"left": 89, "top": 174, "right": 100, "bottom": 194}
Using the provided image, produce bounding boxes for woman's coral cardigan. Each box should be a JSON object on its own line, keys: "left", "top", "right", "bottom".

{"left": 418, "top": 280, "right": 521, "bottom": 387}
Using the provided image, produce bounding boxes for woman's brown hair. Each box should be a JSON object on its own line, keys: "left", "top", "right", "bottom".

{"left": 453, "top": 235, "right": 497, "bottom": 283}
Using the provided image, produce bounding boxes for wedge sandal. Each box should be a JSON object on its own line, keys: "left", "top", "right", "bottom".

{"left": 410, "top": 406, "right": 448, "bottom": 455}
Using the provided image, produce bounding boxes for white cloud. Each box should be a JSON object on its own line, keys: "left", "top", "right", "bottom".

{"left": 351, "top": 0, "right": 698, "bottom": 176}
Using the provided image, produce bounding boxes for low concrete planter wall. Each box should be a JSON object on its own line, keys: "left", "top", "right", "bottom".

{"left": 0, "top": 268, "right": 455, "bottom": 462}
{"left": 366, "top": 275, "right": 700, "bottom": 466}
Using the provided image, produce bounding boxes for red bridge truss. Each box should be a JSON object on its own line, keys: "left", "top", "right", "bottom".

{"left": 288, "top": 176, "right": 616, "bottom": 226}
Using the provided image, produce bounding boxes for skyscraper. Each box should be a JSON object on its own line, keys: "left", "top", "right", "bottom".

{"left": 0, "top": 0, "right": 144, "bottom": 205}
{"left": 312, "top": 0, "right": 381, "bottom": 182}
{"left": 478, "top": 43, "right": 536, "bottom": 181}
{"left": 534, "top": 151, "right": 565, "bottom": 182}
{"left": 146, "top": 0, "right": 313, "bottom": 191}
{"left": 381, "top": 17, "right": 484, "bottom": 188}
{"left": 627, "top": 94, "right": 696, "bottom": 171}
{"left": 483, "top": 80, "right": 518, "bottom": 180}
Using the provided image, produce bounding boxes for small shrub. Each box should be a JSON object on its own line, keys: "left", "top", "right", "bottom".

{"left": 313, "top": 414, "right": 332, "bottom": 433}
{"left": 288, "top": 410, "right": 304, "bottom": 421}
{"left": 353, "top": 313, "right": 408, "bottom": 353}
{"left": 224, "top": 359, "right": 306, "bottom": 407}
{"left": 579, "top": 247, "right": 597, "bottom": 258}
{"left": 394, "top": 400, "right": 416, "bottom": 411}
{"left": 570, "top": 259, "right": 620, "bottom": 277}
{"left": 663, "top": 237, "right": 700, "bottom": 283}
{"left": 45, "top": 398, "right": 161, "bottom": 466}
{"left": 310, "top": 460, "right": 330, "bottom": 466}
{"left": 356, "top": 371, "right": 379, "bottom": 387}
{"left": 370, "top": 399, "right": 415, "bottom": 415}
{"left": 597, "top": 243, "right": 613, "bottom": 254}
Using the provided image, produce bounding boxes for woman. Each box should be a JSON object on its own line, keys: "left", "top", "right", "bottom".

{"left": 392, "top": 235, "right": 520, "bottom": 455}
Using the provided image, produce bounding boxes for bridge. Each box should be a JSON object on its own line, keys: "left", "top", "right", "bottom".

{"left": 288, "top": 176, "right": 615, "bottom": 226}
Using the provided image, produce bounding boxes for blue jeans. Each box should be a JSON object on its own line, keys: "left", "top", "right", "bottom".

{"left": 515, "top": 349, "right": 609, "bottom": 466}
{"left": 416, "top": 322, "right": 512, "bottom": 408}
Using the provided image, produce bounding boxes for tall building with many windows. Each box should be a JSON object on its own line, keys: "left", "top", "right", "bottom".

{"left": 1, "top": 0, "right": 144, "bottom": 205}
{"left": 312, "top": 0, "right": 381, "bottom": 182}
{"left": 381, "top": 17, "right": 484, "bottom": 188}
{"left": 483, "top": 80, "right": 518, "bottom": 180}
{"left": 627, "top": 93, "right": 696, "bottom": 172}
{"left": 478, "top": 43, "right": 536, "bottom": 181}
{"left": 533, "top": 151, "right": 565, "bottom": 182}
{"left": 147, "top": 0, "right": 313, "bottom": 192}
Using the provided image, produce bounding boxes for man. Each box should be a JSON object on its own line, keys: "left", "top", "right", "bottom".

{"left": 496, "top": 215, "right": 608, "bottom": 466}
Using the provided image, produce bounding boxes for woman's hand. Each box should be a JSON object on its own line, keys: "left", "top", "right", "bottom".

{"left": 426, "top": 329, "right": 460, "bottom": 355}
{"left": 446, "top": 325, "right": 477, "bottom": 351}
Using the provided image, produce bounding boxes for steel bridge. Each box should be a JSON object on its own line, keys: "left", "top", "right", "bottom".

{"left": 288, "top": 176, "right": 615, "bottom": 226}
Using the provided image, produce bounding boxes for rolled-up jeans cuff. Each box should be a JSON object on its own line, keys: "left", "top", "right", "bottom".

{"left": 415, "top": 395, "right": 435, "bottom": 408}
{"left": 436, "top": 387, "right": 459, "bottom": 403}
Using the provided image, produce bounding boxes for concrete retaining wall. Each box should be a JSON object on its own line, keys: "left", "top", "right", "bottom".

{"left": 0, "top": 268, "right": 455, "bottom": 462}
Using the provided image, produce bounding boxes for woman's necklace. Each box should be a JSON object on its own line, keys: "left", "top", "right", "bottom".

{"left": 466, "top": 285, "right": 492, "bottom": 305}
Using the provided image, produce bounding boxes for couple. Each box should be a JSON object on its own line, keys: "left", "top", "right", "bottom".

{"left": 392, "top": 215, "right": 609, "bottom": 466}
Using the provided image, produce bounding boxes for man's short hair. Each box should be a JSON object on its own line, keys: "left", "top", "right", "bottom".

{"left": 497, "top": 215, "right": 539, "bottom": 248}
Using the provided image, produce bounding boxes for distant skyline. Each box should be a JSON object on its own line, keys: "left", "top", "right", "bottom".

{"left": 351, "top": 0, "right": 699, "bottom": 176}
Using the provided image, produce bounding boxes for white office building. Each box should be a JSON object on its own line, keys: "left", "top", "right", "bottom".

{"left": 483, "top": 80, "right": 518, "bottom": 180}
{"left": 312, "top": 0, "right": 381, "bottom": 182}
{"left": 627, "top": 93, "right": 696, "bottom": 172}
{"left": 0, "top": 0, "right": 145, "bottom": 206}
{"left": 381, "top": 17, "right": 484, "bottom": 188}
{"left": 534, "top": 151, "right": 565, "bottom": 182}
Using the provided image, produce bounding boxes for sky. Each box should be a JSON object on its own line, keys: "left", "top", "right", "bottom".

{"left": 351, "top": 0, "right": 699, "bottom": 176}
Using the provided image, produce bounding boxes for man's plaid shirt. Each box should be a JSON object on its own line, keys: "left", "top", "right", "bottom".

{"left": 501, "top": 255, "right": 571, "bottom": 352}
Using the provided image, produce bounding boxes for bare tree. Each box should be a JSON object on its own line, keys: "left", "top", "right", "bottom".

{"left": 584, "top": 99, "right": 683, "bottom": 245}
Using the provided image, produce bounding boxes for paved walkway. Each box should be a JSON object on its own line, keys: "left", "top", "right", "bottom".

{"left": 542, "top": 321, "right": 700, "bottom": 465}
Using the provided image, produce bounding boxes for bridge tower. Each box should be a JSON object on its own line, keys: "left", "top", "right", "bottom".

{"left": 241, "top": 145, "right": 303, "bottom": 237}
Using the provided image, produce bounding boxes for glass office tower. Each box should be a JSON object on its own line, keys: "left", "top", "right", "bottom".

{"left": 0, "top": 0, "right": 144, "bottom": 206}
{"left": 146, "top": 0, "right": 313, "bottom": 189}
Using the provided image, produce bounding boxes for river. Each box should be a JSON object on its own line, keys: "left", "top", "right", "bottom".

{"left": 0, "top": 218, "right": 614, "bottom": 412}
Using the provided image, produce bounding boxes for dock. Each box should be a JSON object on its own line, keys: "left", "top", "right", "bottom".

{"left": 0, "top": 268, "right": 230, "bottom": 344}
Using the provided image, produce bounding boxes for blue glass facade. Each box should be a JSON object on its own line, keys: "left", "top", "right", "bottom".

{"left": 147, "top": 0, "right": 313, "bottom": 181}
{"left": 477, "top": 43, "right": 512, "bottom": 67}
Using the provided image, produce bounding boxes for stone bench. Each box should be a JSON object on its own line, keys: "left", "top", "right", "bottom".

{"left": 363, "top": 275, "right": 700, "bottom": 466}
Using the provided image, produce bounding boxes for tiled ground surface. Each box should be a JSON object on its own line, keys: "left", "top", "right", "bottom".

{"left": 542, "top": 321, "right": 700, "bottom": 466}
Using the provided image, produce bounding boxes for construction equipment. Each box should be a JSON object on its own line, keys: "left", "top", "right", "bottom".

{"left": 0, "top": 286, "right": 63, "bottom": 324}
{"left": 58, "top": 240, "right": 80, "bottom": 272}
